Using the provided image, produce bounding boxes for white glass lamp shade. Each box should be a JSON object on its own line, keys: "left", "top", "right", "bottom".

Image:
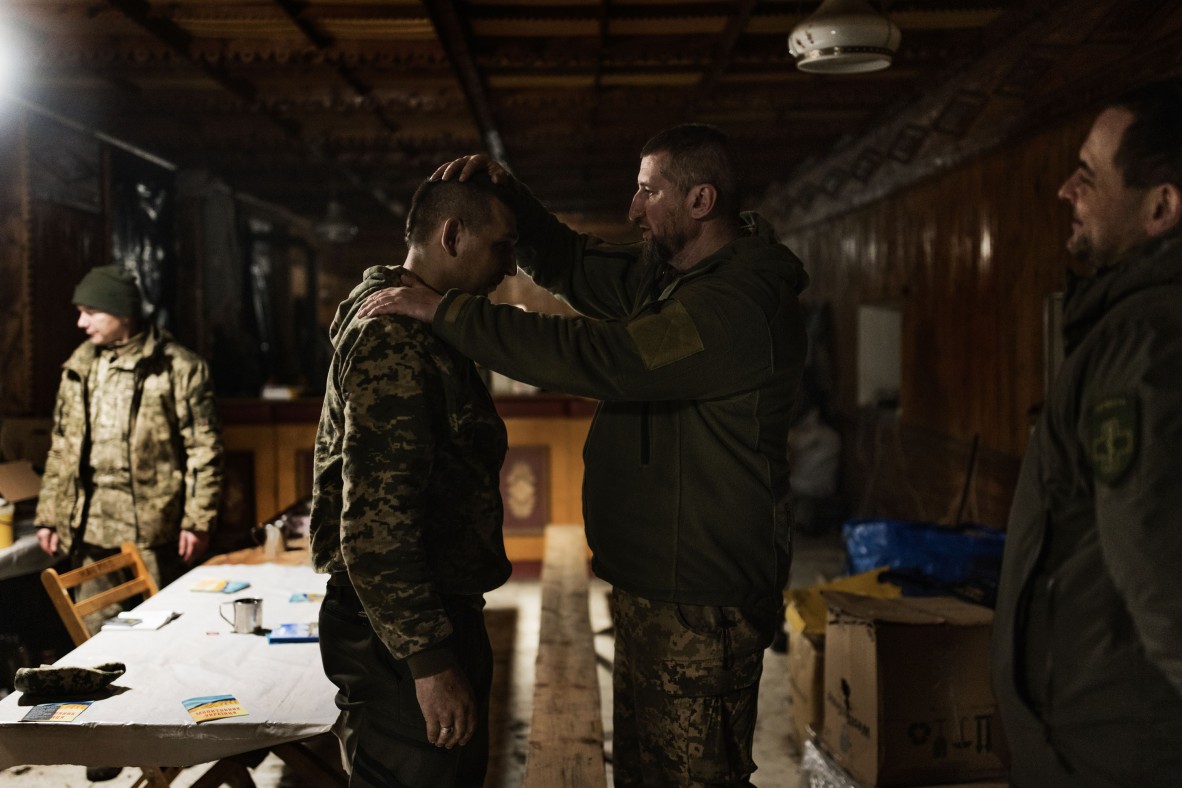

{"left": 788, "top": 0, "right": 902, "bottom": 74}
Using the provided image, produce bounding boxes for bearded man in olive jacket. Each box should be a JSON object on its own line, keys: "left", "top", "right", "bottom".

{"left": 36, "top": 265, "right": 223, "bottom": 591}
{"left": 992, "top": 80, "right": 1182, "bottom": 786}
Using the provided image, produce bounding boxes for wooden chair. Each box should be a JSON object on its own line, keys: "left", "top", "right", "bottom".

{"left": 40, "top": 542, "right": 159, "bottom": 646}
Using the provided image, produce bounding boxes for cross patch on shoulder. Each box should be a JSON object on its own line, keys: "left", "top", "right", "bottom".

{"left": 1089, "top": 396, "right": 1138, "bottom": 486}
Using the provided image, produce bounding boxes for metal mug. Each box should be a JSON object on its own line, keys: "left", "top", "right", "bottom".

{"left": 220, "top": 597, "right": 263, "bottom": 634}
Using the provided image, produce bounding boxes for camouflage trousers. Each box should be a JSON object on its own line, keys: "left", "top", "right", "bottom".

{"left": 612, "top": 588, "right": 770, "bottom": 787}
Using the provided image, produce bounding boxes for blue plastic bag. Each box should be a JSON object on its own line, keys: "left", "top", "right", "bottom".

{"left": 842, "top": 519, "right": 1005, "bottom": 604}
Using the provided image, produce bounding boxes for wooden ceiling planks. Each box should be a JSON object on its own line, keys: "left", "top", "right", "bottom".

{"left": 3, "top": 0, "right": 1047, "bottom": 242}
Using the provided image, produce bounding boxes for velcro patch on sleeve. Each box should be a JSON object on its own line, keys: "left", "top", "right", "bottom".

{"left": 625, "top": 300, "right": 705, "bottom": 371}
{"left": 1089, "top": 395, "right": 1138, "bottom": 486}
{"left": 442, "top": 292, "right": 472, "bottom": 324}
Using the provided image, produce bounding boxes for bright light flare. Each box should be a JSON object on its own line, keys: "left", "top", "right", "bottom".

{"left": 0, "top": 18, "right": 27, "bottom": 102}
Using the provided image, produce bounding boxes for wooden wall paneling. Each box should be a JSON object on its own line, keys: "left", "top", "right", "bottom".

{"left": 29, "top": 202, "right": 105, "bottom": 416}
{"left": 503, "top": 416, "right": 591, "bottom": 526}
{"left": 783, "top": 114, "right": 1094, "bottom": 528}
{"left": 274, "top": 422, "right": 318, "bottom": 513}
{"left": 215, "top": 446, "right": 260, "bottom": 551}
{"left": 501, "top": 415, "right": 591, "bottom": 563}
{"left": 216, "top": 399, "right": 593, "bottom": 563}
{"left": 173, "top": 173, "right": 207, "bottom": 360}
{"left": 22, "top": 113, "right": 107, "bottom": 418}
{"left": 221, "top": 424, "right": 278, "bottom": 528}
{"left": 0, "top": 111, "right": 31, "bottom": 417}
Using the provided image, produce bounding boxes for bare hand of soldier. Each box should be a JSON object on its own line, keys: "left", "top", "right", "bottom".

{"left": 430, "top": 154, "right": 510, "bottom": 184}
{"left": 36, "top": 527, "right": 59, "bottom": 556}
{"left": 357, "top": 276, "right": 444, "bottom": 323}
{"left": 178, "top": 529, "right": 210, "bottom": 564}
{"left": 416, "top": 665, "right": 476, "bottom": 749}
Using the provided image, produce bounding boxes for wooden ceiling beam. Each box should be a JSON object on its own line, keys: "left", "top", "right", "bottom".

{"left": 104, "top": 0, "right": 258, "bottom": 103}
{"left": 693, "top": 0, "right": 758, "bottom": 104}
{"left": 100, "top": 0, "right": 403, "bottom": 216}
{"left": 464, "top": 8, "right": 1005, "bottom": 37}
{"left": 268, "top": 0, "right": 406, "bottom": 138}
{"left": 421, "top": 0, "right": 509, "bottom": 162}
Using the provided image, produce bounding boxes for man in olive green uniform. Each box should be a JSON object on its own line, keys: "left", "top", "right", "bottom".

{"left": 360, "top": 125, "right": 809, "bottom": 787}
{"left": 310, "top": 174, "right": 518, "bottom": 787}
{"left": 992, "top": 80, "right": 1182, "bottom": 786}
{"left": 36, "top": 265, "right": 223, "bottom": 591}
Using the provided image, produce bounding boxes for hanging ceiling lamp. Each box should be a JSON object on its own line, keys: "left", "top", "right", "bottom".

{"left": 314, "top": 199, "right": 359, "bottom": 244}
{"left": 788, "top": 0, "right": 902, "bottom": 75}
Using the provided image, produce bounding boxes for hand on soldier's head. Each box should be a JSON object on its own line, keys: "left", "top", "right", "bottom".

{"left": 431, "top": 154, "right": 511, "bottom": 185}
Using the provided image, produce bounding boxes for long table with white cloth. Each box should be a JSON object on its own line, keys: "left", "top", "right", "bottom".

{"left": 0, "top": 561, "right": 338, "bottom": 770}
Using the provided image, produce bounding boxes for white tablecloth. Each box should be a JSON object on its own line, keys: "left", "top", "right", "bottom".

{"left": 0, "top": 533, "right": 58, "bottom": 581}
{"left": 0, "top": 562, "right": 338, "bottom": 769}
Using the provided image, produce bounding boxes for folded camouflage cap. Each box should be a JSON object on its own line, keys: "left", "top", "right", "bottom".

{"left": 14, "top": 662, "right": 126, "bottom": 697}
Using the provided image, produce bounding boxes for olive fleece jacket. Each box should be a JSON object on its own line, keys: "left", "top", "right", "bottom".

{"left": 993, "top": 234, "right": 1182, "bottom": 787}
{"left": 433, "top": 188, "right": 809, "bottom": 624}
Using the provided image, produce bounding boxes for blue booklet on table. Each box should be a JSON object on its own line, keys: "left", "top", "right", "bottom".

{"left": 267, "top": 622, "right": 319, "bottom": 643}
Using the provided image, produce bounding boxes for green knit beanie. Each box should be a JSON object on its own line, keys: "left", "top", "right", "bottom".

{"left": 72, "top": 265, "right": 142, "bottom": 318}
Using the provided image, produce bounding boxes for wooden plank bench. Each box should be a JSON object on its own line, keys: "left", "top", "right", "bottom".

{"left": 523, "top": 524, "right": 607, "bottom": 788}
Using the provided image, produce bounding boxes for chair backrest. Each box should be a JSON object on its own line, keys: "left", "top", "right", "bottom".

{"left": 40, "top": 543, "right": 159, "bottom": 646}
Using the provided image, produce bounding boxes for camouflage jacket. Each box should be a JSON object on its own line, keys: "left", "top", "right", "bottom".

{"left": 34, "top": 325, "right": 223, "bottom": 551}
{"left": 310, "top": 265, "right": 511, "bottom": 677}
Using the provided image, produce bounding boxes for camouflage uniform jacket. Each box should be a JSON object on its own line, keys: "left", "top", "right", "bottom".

{"left": 310, "top": 265, "right": 511, "bottom": 678}
{"left": 34, "top": 324, "right": 223, "bottom": 552}
{"left": 432, "top": 183, "right": 808, "bottom": 627}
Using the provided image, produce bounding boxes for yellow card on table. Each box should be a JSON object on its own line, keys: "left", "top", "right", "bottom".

{"left": 190, "top": 578, "right": 250, "bottom": 593}
{"left": 182, "top": 695, "right": 248, "bottom": 723}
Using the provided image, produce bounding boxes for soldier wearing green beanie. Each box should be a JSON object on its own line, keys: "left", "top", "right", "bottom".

{"left": 38, "top": 262, "right": 222, "bottom": 582}
{"left": 36, "top": 263, "right": 224, "bottom": 781}
{"left": 35, "top": 261, "right": 223, "bottom": 671}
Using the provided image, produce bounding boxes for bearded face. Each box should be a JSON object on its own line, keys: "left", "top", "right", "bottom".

{"left": 629, "top": 152, "right": 697, "bottom": 270}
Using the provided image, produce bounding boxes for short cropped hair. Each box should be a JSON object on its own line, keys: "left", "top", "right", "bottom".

{"left": 404, "top": 172, "right": 508, "bottom": 245}
{"left": 640, "top": 123, "right": 740, "bottom": 216}
{"left": 1108, "top": 79, "right": 1182, "bottom": 191}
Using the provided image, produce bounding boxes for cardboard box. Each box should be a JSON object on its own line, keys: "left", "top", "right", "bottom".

{"left": 0, "top": 460, "right": 42, "bottom": 503}
{"left": 785, "top": 568, "right": 901, "bottom": 747}
{"left": 788, "top": 627, "right": 824, "bottom": 746}
{"left": 820, "top": 592, "right": 1004, "bottom": 787}
{"left": 801, "top": 739, "right": 1007, "bottom": 788}
{"left": 786, "top": 566, "right": 901, "bottom": 638}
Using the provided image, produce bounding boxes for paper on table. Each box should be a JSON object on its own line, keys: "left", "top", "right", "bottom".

{"left": 100, "top": 610, "right": 179, "bottom": 632}
{"left": 190, "top": 578, "right": 251, "bottom": 593}
{"left": 267, "top": 622, "right": 319, "bottom": 643}
{"left": 21, "top": 701, "right": 93, "bottom": 722}
{"left": 288, "top": 592, "right": 323, "bottom": 603}
{"left": 182, "top": 695, "right": 248, "bottom": 723}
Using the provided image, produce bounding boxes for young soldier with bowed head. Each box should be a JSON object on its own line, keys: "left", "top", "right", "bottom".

{"left": 310, "top": 173, "right": 519, "bottom": 787}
